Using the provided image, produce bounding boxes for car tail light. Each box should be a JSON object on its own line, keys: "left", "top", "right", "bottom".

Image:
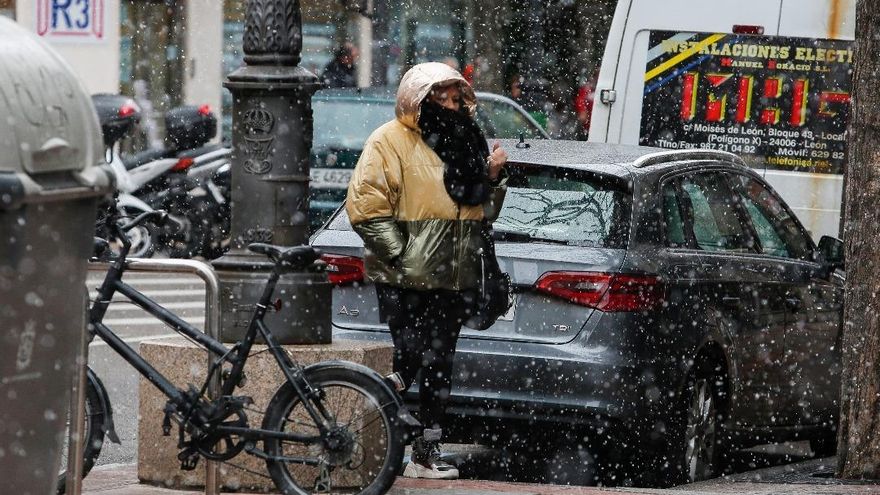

{"left": 171, "top": 157, "right": 194, "bottom": 171}
{"left": 198, "top": 104, "right": 212, "bottom": 116}
{"left": 321, "top": 254, "right": 364, "bottom": 285}
{"left": 535, "top": 271, "right": 664, "bottom": 311}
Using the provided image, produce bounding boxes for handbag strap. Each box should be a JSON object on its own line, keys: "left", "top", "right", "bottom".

{"left": 480, "top": 219, "right": 498, "bottom": 258}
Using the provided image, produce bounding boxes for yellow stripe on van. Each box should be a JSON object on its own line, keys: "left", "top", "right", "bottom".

{"left": 644, "top": 33, "right": 726, "bottom": 83}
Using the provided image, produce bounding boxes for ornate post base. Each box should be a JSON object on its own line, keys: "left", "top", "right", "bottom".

{"left": 214, "top": 254, "right": 330, "bottom": 344}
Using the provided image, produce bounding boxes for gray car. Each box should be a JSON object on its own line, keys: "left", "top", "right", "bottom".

{"left": 308, "top": 88, "right": 548, "bottom": 230}
{"left": 310, "top": 140, "right": 845, "bottom": 486}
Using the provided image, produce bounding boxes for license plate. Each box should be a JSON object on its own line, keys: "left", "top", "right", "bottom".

{"left": 497, "top": 295, "right": 516, "bottom": 321}
{"left": 310, "top": 168, "right": 352, "bottom": 189}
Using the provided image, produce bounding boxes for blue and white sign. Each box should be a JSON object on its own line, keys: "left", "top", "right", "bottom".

{"left": 36, "top": 0, "right": 105, "bottom": 43}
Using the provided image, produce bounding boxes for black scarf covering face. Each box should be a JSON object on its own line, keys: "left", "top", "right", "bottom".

{"left": 418, "top": 100, "right": 491, "bottom": 206}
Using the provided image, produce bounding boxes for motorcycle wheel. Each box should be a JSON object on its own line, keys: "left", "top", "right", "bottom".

{"left": 124, "top": 220, "right": 156, "bottom": 258}
{"left": 162, "top": 212, "right": 205, "bottom": 259}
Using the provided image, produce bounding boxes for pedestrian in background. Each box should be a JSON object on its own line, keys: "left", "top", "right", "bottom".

{"left": 346, "top": 62, "right": 508, "bottom": 479}
{"left": 508, "top": 72, "right": 525, "bottom": 107}
{"left": 573, "top": 70, "right": 599, "bottom": 140}
{"left": 321, "top": 42, "right": 359, "bottom": 88}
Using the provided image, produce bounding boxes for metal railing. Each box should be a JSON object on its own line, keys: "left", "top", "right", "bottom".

{"left": 68, "top": 258, "right": 222, "bottom": 495}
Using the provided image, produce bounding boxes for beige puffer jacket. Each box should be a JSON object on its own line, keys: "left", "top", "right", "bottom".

{"left": 345, "top": 62, "right": 506, "bottom": 291}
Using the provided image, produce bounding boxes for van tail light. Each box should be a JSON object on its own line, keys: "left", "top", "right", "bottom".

{"left": 321, "top": 254, "right": 364, "bottom": 285}
{"left": 535, "top": 271, "right": 665, "bottom": 312}
{"left": 171, "top": 157, "right": 194, "bottom": 171}
{"left": 732, "top": 24, "right": 764, "bottom": 35}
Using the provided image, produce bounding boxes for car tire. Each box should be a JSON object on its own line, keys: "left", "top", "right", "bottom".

{"left": 542, "top": 443, "right": 598, "bottom": 486}
{"left": 667, "top": 361, "right": 729, "bottom": 485}
{"left": 810, "top": 432, "right": 837, "bottom": 457}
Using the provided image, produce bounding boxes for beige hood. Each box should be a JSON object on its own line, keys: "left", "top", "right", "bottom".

{"left": 394, "top": 62, "right": 477, "bottom": 130}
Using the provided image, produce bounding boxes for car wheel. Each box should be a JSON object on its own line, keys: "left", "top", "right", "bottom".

{"left": 664, "top": 361, "right": 729, "bottom": 486}
{"left": 681, "top": 373, "right": 723, "bottom": 482}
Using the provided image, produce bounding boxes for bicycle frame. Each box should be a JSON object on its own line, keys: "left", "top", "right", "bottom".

{"left": 88, "top": 243, "right": 335, "bottom": 447}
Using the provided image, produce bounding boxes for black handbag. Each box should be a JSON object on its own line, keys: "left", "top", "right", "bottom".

{"left": 465, "top": 221, "right": 513, "bottom": 330}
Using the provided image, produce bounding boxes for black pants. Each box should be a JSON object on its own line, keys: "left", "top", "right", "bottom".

{"left": 376, "top": 284, "right": 471, "bottom": 431}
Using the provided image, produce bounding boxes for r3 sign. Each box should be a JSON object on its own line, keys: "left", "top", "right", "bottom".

{"left": 36, "top": 0, "right": 105, "bottom": 42}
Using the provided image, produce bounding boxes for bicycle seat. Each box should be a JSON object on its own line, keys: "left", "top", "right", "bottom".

{"left": 248, "top": 243, "right": 321, "bottom": 270}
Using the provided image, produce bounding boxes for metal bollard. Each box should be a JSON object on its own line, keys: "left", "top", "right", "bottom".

{"left": 64, "top": 291, "right": 90, "bottom": 495}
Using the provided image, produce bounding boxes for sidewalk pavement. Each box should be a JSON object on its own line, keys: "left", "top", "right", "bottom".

{"left": 82, "top": 457, "right": 880, "bottom": 495}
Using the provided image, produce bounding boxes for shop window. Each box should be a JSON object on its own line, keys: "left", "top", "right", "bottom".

{"left": 120, "top": 0, "right": 186, "bottom": 150}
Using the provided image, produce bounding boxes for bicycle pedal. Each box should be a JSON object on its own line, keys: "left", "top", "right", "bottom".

{"left": 178, "top": 449, "right": 200, "bottom": 471}
{"left": 162, "top": 402, "right": 176, "bottom": 436}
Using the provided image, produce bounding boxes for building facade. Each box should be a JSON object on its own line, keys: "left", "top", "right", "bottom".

{"left": 7, "top": 0, "right": 613, "bottom": 143}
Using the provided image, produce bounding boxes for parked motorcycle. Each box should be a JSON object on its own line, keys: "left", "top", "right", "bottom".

{"left": 91, "top": 93, "right": 159, "bottom": 257}
{"left": 93, "top": 95, "right": 229, "bottom": 258}
{"left": 144, "top": 145, "right": 231, "bottom": 258}
{"left": 130, "top": 105, "right": 229, "bottom": 258}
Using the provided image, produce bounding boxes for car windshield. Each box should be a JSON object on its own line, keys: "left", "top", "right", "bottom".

{"left": 493, "top": 168, "right": 629, "bottom": 248}
{"left": 312, "top": 98, "right": 395, "bottom": 150}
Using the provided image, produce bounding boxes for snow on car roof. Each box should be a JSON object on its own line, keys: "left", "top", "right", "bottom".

{"left": 497, "top": 139, "right": 668, "bottom": 176}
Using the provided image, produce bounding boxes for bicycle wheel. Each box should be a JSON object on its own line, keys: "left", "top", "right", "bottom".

{"left": 57, "top": 378, "right": 106, "bottom": 493}
{"left": 262, "top": 366, "right": 404, "bottom": 495}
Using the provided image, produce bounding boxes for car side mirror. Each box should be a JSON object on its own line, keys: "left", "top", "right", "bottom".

{"left": 817, "top": 235, "right": 845, "bottom": 270}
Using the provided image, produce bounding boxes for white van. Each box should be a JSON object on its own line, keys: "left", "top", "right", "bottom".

{"left": 589, "top": 0, "right": 854, "bottom": 240}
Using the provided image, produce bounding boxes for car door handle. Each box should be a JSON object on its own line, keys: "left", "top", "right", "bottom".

{"left": 785, "top": 297, "right": 802, "bottom": 310}
{"left": 722, "top": 296, "right": 740, "bottom": 307}
{"left": 672, "top": 264, "right": 706, "bottom": 278}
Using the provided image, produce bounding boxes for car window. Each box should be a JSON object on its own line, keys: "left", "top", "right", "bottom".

{"left": 728, "top": 174, "right": 813, "bottom": 260}
{"left": 476, "top": 99, "right": 546, "bottom": 140}
{"left": 677, "top": 173, "right": 754, "bottom": 253}
{"left": 662, "top": 181, "right": 688, "bottom": 247}
{"left": 494, "top": 168, "right": 629, "bottom": 248}
{"left": 312, "top": 98, "right": 395, "bottom": 150}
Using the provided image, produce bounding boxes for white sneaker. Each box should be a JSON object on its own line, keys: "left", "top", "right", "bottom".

{"left": 402, "top": 459, "right": 460, "bottom": 480}
{"left": 403, "top": 436, "right": 459, "bottom": 479}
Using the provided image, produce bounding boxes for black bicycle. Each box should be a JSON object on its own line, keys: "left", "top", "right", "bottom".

{"left": 59, "top": 210, "right": 409, "bottom": 494}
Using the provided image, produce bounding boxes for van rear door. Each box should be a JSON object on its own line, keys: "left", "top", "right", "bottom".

{"left": 591, "top": 0, "right": 855, "bottom": 239}
{"left": 777, "top": 0, "right": 854, "bottom": 40}
{"left": 590, "top": 0, "right": 782, "bottom": 145}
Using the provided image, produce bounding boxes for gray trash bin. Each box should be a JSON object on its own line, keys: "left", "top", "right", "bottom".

{"left": 0, "top": 18, "right": 112, "bottom": 495}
